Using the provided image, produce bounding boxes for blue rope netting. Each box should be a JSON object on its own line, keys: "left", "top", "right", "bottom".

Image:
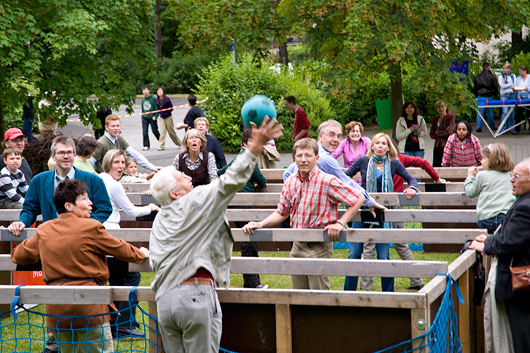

{"left": 374, "top": 274, "right": 464, "bottom": 353}
{"left": 2, "top": 276, "right": 462, "bottom": 353}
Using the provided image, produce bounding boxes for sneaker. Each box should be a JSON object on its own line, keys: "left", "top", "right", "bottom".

{"left": 255, "top": 284, "right": 268, "bottom": 289}
{"left": 406, "top": 284, "right": 424, "bottom": 291}
{"left": 115, "top": 328, "right": 145, "bottom": 340}
{"left": 158, "top": 147, "right": 165, "bottom": 151}
{"left": 476, "top": 129, "right": 482, "bottom": 133}
{"left": 142, "top": 146, "right": 149, "bottom": 151}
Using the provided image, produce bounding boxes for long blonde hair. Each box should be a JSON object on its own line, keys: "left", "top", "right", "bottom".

{"left": 366, "top": 133, "right": 398, "bottom": 160}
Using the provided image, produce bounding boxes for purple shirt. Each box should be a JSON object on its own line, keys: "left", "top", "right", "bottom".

{"left": 332, "top": 136, "right": 371, "bottom": 168}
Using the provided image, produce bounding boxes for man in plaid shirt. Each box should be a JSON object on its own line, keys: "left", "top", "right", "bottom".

{"left": 243, "top": 138, "right": 365, "bottom": 290}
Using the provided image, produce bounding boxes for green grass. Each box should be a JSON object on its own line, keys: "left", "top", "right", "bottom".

{"left": 1, "top": 249, "right": 458, "bottom": 351}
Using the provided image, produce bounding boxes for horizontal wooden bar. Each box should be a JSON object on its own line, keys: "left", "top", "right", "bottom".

{"left": 3, "top": 228, "right": 486, "bottom": 243}
{"left": 130, "top": 257, "right": 448, "bottom": 276}
{"left": 261, "top": 167, "right": 470, "bottom": 183}
{"left": 122, "top": 182, "right": 466, "bottom": 194}
{"left": 0, "top": 207, "right": 479, "bottom": 223}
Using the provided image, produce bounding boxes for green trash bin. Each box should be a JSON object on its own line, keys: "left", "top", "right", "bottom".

{"left": 375, "top": 98, "right": 393, "bottom": 130}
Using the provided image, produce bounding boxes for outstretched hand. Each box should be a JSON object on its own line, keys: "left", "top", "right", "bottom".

{"left": 246, "top": 116, "right": 283, "bottom": 156}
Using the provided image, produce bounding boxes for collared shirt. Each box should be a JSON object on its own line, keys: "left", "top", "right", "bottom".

{"left": 53, "top": 168, "right": 75, "bottom": 190}
{"left": 277, "top": 167, "right": 361, "bottom": 228}
{"left": 89, "top": 131, "right": 156, "bottom": 172}
{"left": 172, "top": 151, "right": 218, "bottom": 183}
{"left": 283, "top": 143, "right": 375, "bottom": 207}
{"left": 332, "top": 136, "right": 371, "bottom": 169}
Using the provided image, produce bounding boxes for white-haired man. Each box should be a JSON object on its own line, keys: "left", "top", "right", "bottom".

{"left": 149, "top": 118, "right": 283, "bottom": 352}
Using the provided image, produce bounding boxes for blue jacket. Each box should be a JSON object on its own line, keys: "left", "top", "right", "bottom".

{"left": 205, "top": 134, "right": 227, "bottom": 169}
{"left": 19, "top": 167, "right": 112, "bottom": 226}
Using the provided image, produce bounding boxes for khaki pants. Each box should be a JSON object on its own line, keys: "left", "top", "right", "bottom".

{"left": 159, "top": 116, "right": 181, "bottom": 148}
{"left": 290, "top": 241, "right": 333, "bottom": 290}
{"left": 360, "top": 242, "right": 423, "bottom": 290}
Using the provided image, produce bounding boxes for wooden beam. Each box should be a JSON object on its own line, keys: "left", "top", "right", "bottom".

{"left": 458, "top": 269, "right": 471, "bottom": 353}
{"left": 275, "top": 304, "right": 292, "bottom": 353}
{"left": 2, "top": 228, "right": 486, "bottom": 243}
{"left": 129, "top": 257, "right": 448, "bottom": 276}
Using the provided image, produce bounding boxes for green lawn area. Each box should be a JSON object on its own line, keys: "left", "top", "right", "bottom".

{"left": 0, "top": 249, "right": 459, "bottom": 351}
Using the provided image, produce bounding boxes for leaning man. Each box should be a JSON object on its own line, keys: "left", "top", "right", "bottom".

{"left": 149, "top": 118, "right": 283, "bottom": 352}
{"left": 243, "top": 138, "right": 365, "bottom": 290}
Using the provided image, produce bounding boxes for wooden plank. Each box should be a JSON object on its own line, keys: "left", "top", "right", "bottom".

{"left": 261, "top": 167, "right": 470, "bottom": 182}
{"left": 2, "top": 228, "right": 486, "bottom": 244}
{"left": 217, "top": 288, "right": 426, "bottom": 309}
{"left": 129, "top": 257, "right": 448, "bottom": 276}
{"left": 410, "top": 308, "right": 429, "bottom": 351}
{"left": 226, "top": 209, "right": 478, "bottom": 223}
{"left": 148, "top": 300, "right": 164, "bottom": 353}
{"left": 458, "top": 269, "right": 471, "bottom": 353}
{"left": 275, "top": 304, "right": 292, "bottom": 353}
{"left": 0, "top": 208, "right": 479, "bottom": 223}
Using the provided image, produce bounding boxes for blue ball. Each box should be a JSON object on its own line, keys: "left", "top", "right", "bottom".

{"left": 241, "top": 95, "right": 277, "bottom": 128}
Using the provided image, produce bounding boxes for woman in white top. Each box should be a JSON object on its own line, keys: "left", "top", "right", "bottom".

{"left": 497, "top": 62, "right": 517, "bottom": 132}
{"left": 99, "top": 149, "right": 158, "bottom": 229}
{"left": 395, "top": 100, "right": 428, "bottom": 158}
{"left": 514, "top": 65, "right": 530, "bottom": 133}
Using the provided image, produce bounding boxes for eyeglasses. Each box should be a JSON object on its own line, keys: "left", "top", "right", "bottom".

{"left": 322, "top": 132, "right": 342, "bottom": 140}
{"left": 55, "top": 151, "right": 74, "bottom": 157}
{"left": 510, "top": 172, "right": 529, "bottom": 181}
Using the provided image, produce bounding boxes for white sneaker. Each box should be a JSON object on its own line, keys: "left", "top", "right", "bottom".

{"left": 142, "top": 146, "right": 149, "bottom": 151}
{"left": 158, "top": 147, "right": 165, "bottom": 151}
{"left": 256, "top": 284, "right": 268, "bottom": 289}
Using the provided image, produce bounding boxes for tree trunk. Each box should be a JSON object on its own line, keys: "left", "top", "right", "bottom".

{"left": 512, "top": 29, "right": 523, "bottom": 57}
{"left": 389, "top": 60, "right": 403, "bottom": 141}
{"left": 154, "top": 0, "right": 163, "bottom": 58}
{"left": 279, "top": 42, "right": 289, "bottom": 67}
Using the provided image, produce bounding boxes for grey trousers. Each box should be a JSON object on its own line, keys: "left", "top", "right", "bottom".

{"left": 360, "top": 242, "right": 424, "bottom": 290}
{"left": 157, "top": 282, "right": 222, "bottom": 353}
{"left": 290, "top": 241, "right": 333, "bottom": 290}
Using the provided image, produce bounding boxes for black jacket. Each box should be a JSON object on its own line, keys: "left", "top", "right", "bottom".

{"left": 473, "top": 69, "right": 499, "bottom": 97}
{"left": 485, "top": 192, "right": 530, "bottom": 300}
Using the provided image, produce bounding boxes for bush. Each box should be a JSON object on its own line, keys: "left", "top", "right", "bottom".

{"left": 196, "top": 53, "right": 336, "bottom": 152}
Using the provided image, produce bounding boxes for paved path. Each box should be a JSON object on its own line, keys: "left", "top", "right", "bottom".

{"left": 59, "top": 99, "right": 530, "bottom": 172}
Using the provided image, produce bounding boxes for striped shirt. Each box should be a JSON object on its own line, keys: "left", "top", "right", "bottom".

{"left": 0, "top": 167, "right": 29, "bottom": 204}
{"left": 442, "top": 133, "right": 482, "bottom": 167}
{"left": 277, "top": 167, "right": 361, "bottom": 229}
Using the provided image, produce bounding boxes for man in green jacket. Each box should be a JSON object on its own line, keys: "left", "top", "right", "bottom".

{"left": 141, "top": 85, "right": 160, "bottom": 150}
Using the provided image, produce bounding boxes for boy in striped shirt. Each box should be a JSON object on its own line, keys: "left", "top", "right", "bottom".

{"left": 0, "top": 147, "right": 29, "bottom": 209}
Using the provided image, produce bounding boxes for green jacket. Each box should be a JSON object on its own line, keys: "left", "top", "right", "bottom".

{"left": 218, "top": 150, "right": 267, "bottom": 192}
{"left": 142, "top": 94, "right": 159, "bottom": 119}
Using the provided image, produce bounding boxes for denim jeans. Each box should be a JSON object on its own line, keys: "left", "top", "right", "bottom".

{"left": 477, "top": 213, "right": 505, "bottom": 234}
{"left": 404, "top": 150, "right": 424, "bottom": 158}
{"left": 476, "top": 96, "right": 495, "bottom": 130}
{"left": 499, "top": 94, "right": 515, "bottom": 131}
{"left": 344, "top": 222, "right": 394, "bottom": 292}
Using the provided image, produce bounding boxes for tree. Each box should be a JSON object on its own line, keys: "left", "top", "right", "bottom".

{"left": 0, "top": 0, "right": 155, "bottom": 135}
{"left": 293, "top": 0, "right": 530, "bottom": 136}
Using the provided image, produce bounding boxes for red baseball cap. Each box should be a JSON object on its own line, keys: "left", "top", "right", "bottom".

{"left": 4, "top": 128, "right": 25, "bottom": 141}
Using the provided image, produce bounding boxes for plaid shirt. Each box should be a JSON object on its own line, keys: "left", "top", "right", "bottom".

{"left": 277, "top": 167, "right": 361, "bottom": 229}
{"left": 442, "top": 133, "right": 482, "bottom": 167}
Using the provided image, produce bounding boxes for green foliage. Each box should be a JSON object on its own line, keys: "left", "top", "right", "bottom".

{"left": 511, "top": 52, "right": 530, "bottom": 75}
{"left": 136, "top": 53, "right": 214, "bottom": 94}
{"left": 0, "top": 0, "right": 154, "bottom": 133}
{"left": 196, "top": 53, "right": 335, "bottom": 152}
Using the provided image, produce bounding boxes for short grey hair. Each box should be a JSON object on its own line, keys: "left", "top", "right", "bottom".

{"left": 150, "top": 166, "right": 178, "bottom": 206}
{"left": 51, "top": 136, "right": 76, "bottom": 156}
{"left": 317, "top": 120, "right": 342, "bottom": 136}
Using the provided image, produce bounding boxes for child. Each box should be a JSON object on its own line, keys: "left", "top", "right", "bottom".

{"left": 74, "top": 135, "right": 98, "bottom": 174}
{"left": 464, "top": 143, "right": 515, "bottom": 233}
{"left": 0, "top": 147, "right": 29, "bottom": 209}
{"left": 118, "top": 157, "right": 154, "bottom": 184}
{"left": 442, "top": 120, "right": 482, "bottom": 167}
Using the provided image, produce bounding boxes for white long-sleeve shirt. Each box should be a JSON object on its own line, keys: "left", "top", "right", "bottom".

{"left": 99, "top": 172, "right": 151, "bottom": 229}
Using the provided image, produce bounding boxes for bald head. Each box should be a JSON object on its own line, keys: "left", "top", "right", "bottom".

{"left": 510, "top": 159, "right": 530, "bottom": 197}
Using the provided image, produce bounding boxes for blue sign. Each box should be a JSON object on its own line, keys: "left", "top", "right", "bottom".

{"left": 449, "top": 61, "right": 469, "bottom": 76}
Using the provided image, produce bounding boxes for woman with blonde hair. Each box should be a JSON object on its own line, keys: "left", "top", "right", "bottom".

{"left": 344, "top": 133, "right": 418, "bottom": 292}
{"left": 464, "top": 143, "right": 515, "bottom": 233}
{"left": 173, "top": 129, "right": 218, "bottom": 187}
{"left": 332, "top": 121, "right": 371, "bottom": 168}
